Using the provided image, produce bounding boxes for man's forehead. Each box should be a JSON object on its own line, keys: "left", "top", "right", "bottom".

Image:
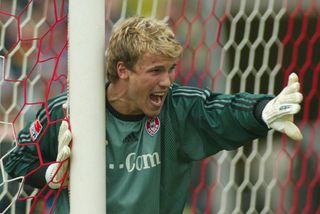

{"left": 138, "top": 53, "right": 178, "bottom": 66}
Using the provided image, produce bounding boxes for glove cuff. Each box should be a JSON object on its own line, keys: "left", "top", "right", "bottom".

{"left": 254, "top": 99, "right": 272, "bottom": 128}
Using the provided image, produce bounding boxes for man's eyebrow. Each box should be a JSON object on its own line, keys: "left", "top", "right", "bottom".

{"left": 148, "top": 65, "right": 164, "bottom": 70}
{"left": 146, "top": 63, "right": 176, "bottom": 71}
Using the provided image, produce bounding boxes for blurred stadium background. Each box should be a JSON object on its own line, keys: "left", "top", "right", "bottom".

{"left": 0, "top": 0, "right": 319, "bottom": 213}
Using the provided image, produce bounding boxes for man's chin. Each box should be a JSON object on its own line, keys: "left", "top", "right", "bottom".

{"left": 144, "top": 108, "right": 162, "bottom": 118}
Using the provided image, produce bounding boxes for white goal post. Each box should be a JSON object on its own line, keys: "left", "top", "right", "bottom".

{"left": 68, "top": 0, "right": 106, "bottom": 213}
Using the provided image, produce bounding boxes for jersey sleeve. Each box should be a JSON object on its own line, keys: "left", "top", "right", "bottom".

{"left": 4, "top": 93, "right": 67, "bottom": 188}
{"left": 170, "top": 84, "right": 274, "bottom": 161}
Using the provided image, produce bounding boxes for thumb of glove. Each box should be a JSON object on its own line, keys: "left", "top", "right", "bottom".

{"left": 270, "top": 120, "right": 303, "bottom": 141}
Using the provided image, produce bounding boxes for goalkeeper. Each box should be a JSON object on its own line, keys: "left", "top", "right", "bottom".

{"left": 5, "top": 16, "right": 303, "bottom": 214}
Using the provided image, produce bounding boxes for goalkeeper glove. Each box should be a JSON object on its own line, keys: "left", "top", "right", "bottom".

{"left": 45, "top": 120, "right": 72, "bottom": 189}
{"left": 262, "top": 73, "right": 303, "bottom": 141}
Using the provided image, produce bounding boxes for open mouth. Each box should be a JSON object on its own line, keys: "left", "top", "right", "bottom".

{"left": 149, "top": 92, "right": 165, "bottom": 107}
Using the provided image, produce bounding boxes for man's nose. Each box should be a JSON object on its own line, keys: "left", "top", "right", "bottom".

{"left": 159, "top": 71, "right": 173, "bottom": 87}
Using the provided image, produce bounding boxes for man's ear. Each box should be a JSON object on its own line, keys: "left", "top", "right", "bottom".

{"left": 116, "top": 61, "right": 129, "bottom": 79}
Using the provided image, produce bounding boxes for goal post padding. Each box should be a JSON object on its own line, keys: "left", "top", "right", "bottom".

{"left": 68, "top": 0, "right": 106, "bottom": 213}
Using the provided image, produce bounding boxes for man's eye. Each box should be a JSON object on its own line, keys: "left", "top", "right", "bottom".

{"left": 152, "top": 68, "right": 161, "bottom": 73}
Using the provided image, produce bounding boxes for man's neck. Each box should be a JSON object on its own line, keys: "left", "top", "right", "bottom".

{"left": 106, "top": 82, "right": 142, "bottom": 116}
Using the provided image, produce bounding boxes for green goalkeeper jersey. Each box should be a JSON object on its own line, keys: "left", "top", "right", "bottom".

{"left": 5, "top": 83, "right": 273, "bottom": 214}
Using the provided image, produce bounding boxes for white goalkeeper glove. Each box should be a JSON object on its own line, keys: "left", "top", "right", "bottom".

{"left": 45, "top": 120, "right": 72, "bottom": 189}
{"left": 262, "top": 73, "right": 303, "bottom": 141}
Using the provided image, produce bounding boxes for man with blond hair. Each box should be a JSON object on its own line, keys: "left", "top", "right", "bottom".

{"left": 5, "top": 16, "right": 302, "bottom": 213}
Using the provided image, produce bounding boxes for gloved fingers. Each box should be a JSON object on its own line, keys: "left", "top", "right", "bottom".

{"left": 280, "top": 82, "right": 300, "bottom": 96}
{"left": 277, "top": 92, "right": 303, "bottom": 104}
{"left": 58, "top": 121, "right": 69, "bottom": 139}
{"left": 58, "top": 122, "right": 72, "bottom": 150}
{"left": 57, "top": 145, "right": 71, "bottom": 161}
{"left": 281, "top": 73, "right": 300, "bottom": 96}
{"left": 61, "top": 129, "right": 72, "bottom": 147}
{"left": 287, "top": 73, "right": 299, "bottom": 86}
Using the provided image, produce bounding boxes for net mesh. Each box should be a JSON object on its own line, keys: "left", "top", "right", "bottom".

{"left": 0, "top": 0, "right": 68, "bottom": 213}
{"left": 1, "top": 0, "right": 320, "bottom": 213}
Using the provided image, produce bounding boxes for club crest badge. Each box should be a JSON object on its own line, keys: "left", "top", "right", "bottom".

{"left": 145, "top": 117, "right": 160, "bottom": 136}
{"left": 29, "top": 119, "right": 43, "bottom": 141}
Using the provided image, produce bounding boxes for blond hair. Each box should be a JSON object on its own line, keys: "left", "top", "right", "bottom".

{"left": 106, "top": 16, "right": 183, "bottom": 82}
